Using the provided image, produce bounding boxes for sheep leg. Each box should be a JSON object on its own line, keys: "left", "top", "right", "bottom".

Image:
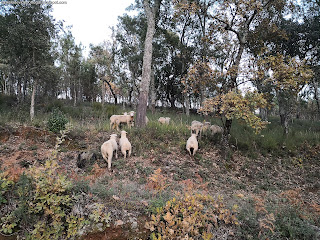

{"left": 102, "top": 152, "right": 107, "bottom": 162}
{"left": 107, "top": 154, "right": 112, "bottom": 170}
{"left": 187, "top": 148, "right": 191, "bottom": 156}
{"left": 121, "top": 149, "right": 126, "bottom": 159}
{"left": 128, "top": 149, "right": 131, "bottom": 157}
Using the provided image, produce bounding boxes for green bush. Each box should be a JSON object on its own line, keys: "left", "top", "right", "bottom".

{"left": 0, "top": 94, "right": 17, "bottom": 109}
{"left": 236, "top": 197, "right": 319, "bottom": 240}
{"left": 45, "top": 99, "right": 64, "bottom": 113}
{"left": 274, "top": 207, "right": 318, "bottom": 240}
{"left": 92, "top": 102, "right": 103, "bottom": 112}
{"left": 47, "top": 108, "right": 68, "bottom": 133}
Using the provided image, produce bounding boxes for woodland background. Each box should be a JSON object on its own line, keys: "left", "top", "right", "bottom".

{"left": 0, "top": 0, "right": 320, "bottom": 239}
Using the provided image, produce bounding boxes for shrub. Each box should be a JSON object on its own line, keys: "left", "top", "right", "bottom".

{"left": 145, "top": 193, "right": 238, "bottom": 239}
{"left": 0, "top": 175, "right": 14, "bottom": 204}
{"left": 0, "top": 94, "right": 17, "bottom": 109}
{"left": 274, "top": 207, "right": 318, "bottom": 240}
{"left": 47, "top": 108, "right": 68, "bottom": 133}
{"left": 45, "top": 99, "right": 64, "bottom": 113}
{"left": 0, "top": 128, "right": 111, "bottom": 239}
{"left": 236, "top": 194, "right": 319, "bottom": 240}
{"left": 26, "top": 160, "right": 85, "bottom": 239}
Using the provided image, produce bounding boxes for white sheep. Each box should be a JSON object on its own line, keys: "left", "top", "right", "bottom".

{"left": 202, "top": 121, "right": 211, "bottom": 132}
{"left": 110, "top": 111, "right": 135, "bottom": 130}
{"left": 210, "top": 124, "right": 223, "bottom": 135}
{"left": 186, "top": 133, "right": 198, "bottom": 156}
{"left": 158, "top": 117, "right": 170, "bottom": 124}
{"left": 190, "top": 120, "right": 203, "bottom": 137}
{"left": 119, "top": 130, "right": 132, "bottom": 159}
{"left": 101, "top": 134, "right": 118, "bottom": 170}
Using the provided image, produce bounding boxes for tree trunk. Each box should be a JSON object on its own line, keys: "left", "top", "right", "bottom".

{"left": 312, "top": 80, "right": 320, "bottom": 115}
{"left": 278, "top": 93, "right": 291, "bottom": 135}
{"left": 149, "top": 66, "right": 156, "bottom": 114}
{"left": 184, "top": 92, "right": 190, "bottom": 116}
{"left": 260, "top": 107, "right": 268, "bottom": 121}
{"left": 280, "top": 113, "right": 289, "bottom": 135}
{"left": 30, "top": 49, "right": 36, "bottom": 122}
{"left": 30, "top": 79, "right": 37, "bottom": 122}
{"left": 169, "top": 93, "right": 175, "bottom": 109}
{"left": 73, "top": 80, "right": 77, "bottom": 107}
{"left": 136, "top": 0, "right": 161, "bottom": 127}
{"left": 17, "top": 78, "right": 22, "bottom": 102}
{"left": 102, "top": 77, "right": 118, "bottom": 104}
{"left": 101, "top": 80, "right": 106, "bottom": 105}
{"left": 221, "top": 118, "right": 232, "bottom": 159}
{"left": 230, "top": 43, "right": 245, "bottom": 88}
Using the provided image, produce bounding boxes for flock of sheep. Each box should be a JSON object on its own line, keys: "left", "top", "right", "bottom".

{"left": 101, "top": 111, "right": 223, "bottom": 170}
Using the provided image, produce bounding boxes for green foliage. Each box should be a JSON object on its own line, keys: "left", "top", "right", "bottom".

{"left": 0, "top": 126, "right": 112, "bottom": 238}
{"left": 1, "top": 212, "right": 18, "bottom": 235}
{"left": 89, "top": 203, "right": 111, "bottom": 225}
{"left": 0, "top": 175, "right": 14, "bottom": 204}
{"left": 26, "top": 160, "right": 83, "bottom": 239}
{"left": 201, "top": 90, "right": 269, "bottom": 134}
{"left": 47, "top": 108, "right": 68, "bottom": 133}
{"left": 0, "top": 94, "right": 17, "bottom": 110}
{"left": 71, "top": 179, "right": 91, "bottom": 195}
{"left": 145, "top": 193, "right": 238, "bottom": 239}
{"left": 128, "top": 120, "right": 189, "bottom": 155}
{"left": 147, "top": 197, "right": 168, "bottom": 215}
{"left": 45, "top": 99, "right": 65, "bottom": 113}
{"left": 92, "top": 102, "right": 103, "bottom": 112}
{"left": 0, "top": 159, "right": 111, "bottom": 239}
{"left": 237, "top": 196, "right": 318, "bottom": 240}
{"left": 274, "top": 207, "right": 317, "bottom": 240}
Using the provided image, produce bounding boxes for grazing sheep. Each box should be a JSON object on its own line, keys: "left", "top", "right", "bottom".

{"left": 202, "top": 121, "right": 211, "bottom": 132}
{"left": 210, "top": 124, "right": 223, "bottom": 135}
{"left": 119, "top": 130, "right": 132, "bottom": 159}
{"left": 101, "top": 134, "right": 118, "bottom": 170}
{"left": 129, "top": 111, "right": 135, "bottom": 127}
{"left": 158, "top": 117, "right": 170, "bottom": 124}
{"left": 186, "top": 133, "right": 198, "bottom": 156}
{"left": 110, "top": 111, "right": 135, "bottom": 130}
{"left": 190, "top": 120, "right": 203, "bottom": 137}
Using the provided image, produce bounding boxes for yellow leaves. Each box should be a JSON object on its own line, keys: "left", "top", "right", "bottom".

{"left": 146, "top": 168, "right": 169, "bottom": 194}
{"left": 260, "top": 54, "right": 313, "bottom": 94}
{"left": 183, "top": 61, "right": 219, "bottom": 94}
{"left": 258, "top": 213, "right": 275, "bottom": 236}
{"left": 163, "top": 212, "right": 175, "bottom": 226}
{"left": 146, "top": 192, "right": 238, "bottom": 239}
{"left": 253, "top": 196, "right": 275, "bottom": 238}
{"left": 235, "top": 193, "right": 244, "bottom": 199}
{"left": 201, "top": 90, "right": 269, "bottom": 134}
{"left": 202, "top": 231, "right": 213, "bottom": 240}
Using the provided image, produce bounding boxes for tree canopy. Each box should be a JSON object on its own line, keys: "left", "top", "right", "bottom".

{"left": 0, "top": 0, "right": 318, "bottom": 136}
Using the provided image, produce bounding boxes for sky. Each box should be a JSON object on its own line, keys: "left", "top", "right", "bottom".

{"left": 51, "top": 0, "right": 136, "bottom": 56}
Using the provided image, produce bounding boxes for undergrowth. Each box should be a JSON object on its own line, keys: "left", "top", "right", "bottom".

{"left": 1, "top": 99, "right": 319, "bottom": 159}
{"left": 0, "top": 127, "right": 111, "bottom": 239}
